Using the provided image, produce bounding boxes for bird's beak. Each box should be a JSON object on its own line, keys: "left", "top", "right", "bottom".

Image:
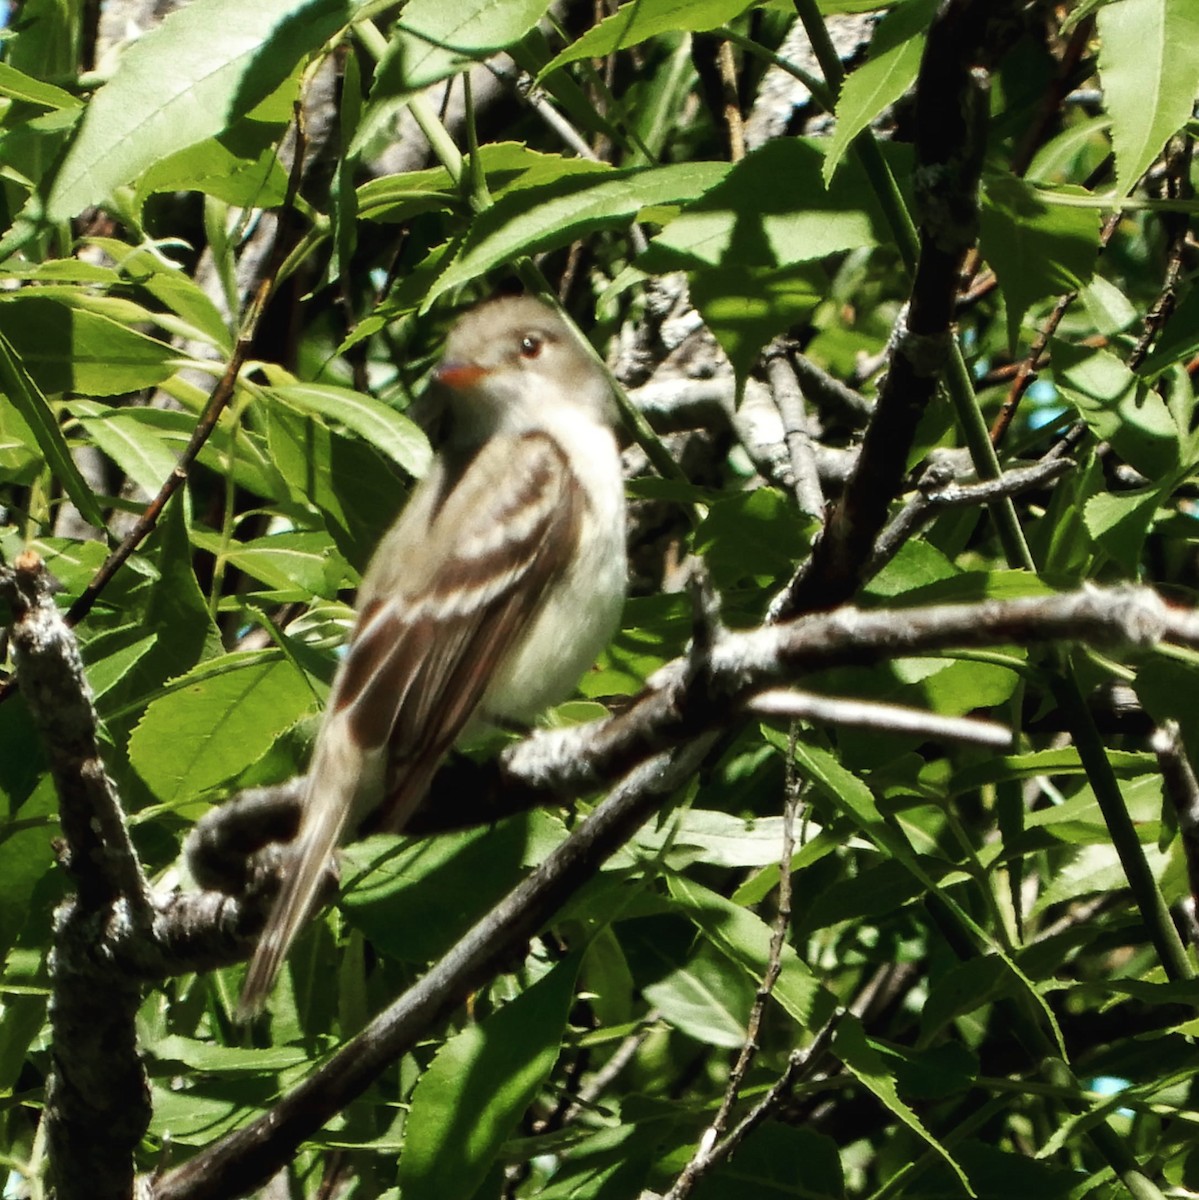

{"left": 435, "top": 361, "right": 489, "bottom": 389}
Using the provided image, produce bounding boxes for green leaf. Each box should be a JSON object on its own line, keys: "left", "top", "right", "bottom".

{"left": 68, "top": 400, "right": 180, "bottom": 497}
{"left": 695, "top": 1123, "right": 845, "bottom": 1199}
{"left": 128, "top": 652, "right": 316, "bottom": 802}
{"left": 835, "top": 1017, "right": 974, "bottom": 1194}
{"left": 642, "top": 939, "right": 752, "bottom": 1048}
{"left": 1052, "top": 338, "right": 1183, "bottom": 478}
{"left": 638, "top": 809, "right": 819, "bottom": 870}
{"left": 134, "top": 120, "right": 291, "bottom": 211}
{"left": 920, "top": 956, "right": 1016, "bottom": 1041}
{"left": 979, "top": 176, "right": 1099, "bottom": 349}
{"left": 689, "top": 264, "right": 823, "bottom": 381}
{"left": 262, "top": 396, "right": 409, "bottom": 571}
{"left": 1097, "top": 0, "right": 1199, "bottom": 195}
{"left": 0, "top": 331, "right": 106, "bottom": 528}
{"left": 668, "top": 875, "right": 837, "bottom": 1031}
{"left": 822, "top": 0, "right": 937, "bottom": 183}
{"left": 45, "top": 0, "right": 355, "bottom": 219}
{"left": 0, "top": 295, "right": 177, "bottom": 396}
{"left": 190, "top": 529, "right": 351, "bottom": 597}
{"left": 427, "top": 161, "right": 726, "bottom": 303}
{"left": 640, "top": 139, "right": 903, "bottom": 273}
{"left": 693, "top": 487, "right": 817, "bottom": 592}
{"left": 358, "top": 143, "right": 608, "bottom": 222}
{"left": 950, "top": 748, "right": 1156, "bottom": 796}
{"left": 1082, "top": 486, "right": 1165, "bottom": 573}
{"left": 342, "top": 813, "right": 567, "bottom": 963}
{"left": 374, "top": 0, "right": 552, "bottom": 98}
{"left": 149, "top": 1034, "right": 308, "bottom": 1073}
{"left": 540, "top": 0, "right": 760, "bottom": 75}
{"left": 399, "top": 955, "right": 579, "bottom": 1200}
{"left": 86, "top": 239, "right": 233, "bottom": 351}
{"left": 1079, "top": 273, "right": 1139, "bottom": 337}
{"left": 0, "top": 777, "right": 56, "bottom": 967}
{"left": 266, "top": 382, "right": 432, "bottom": 478}
{"left": 0, "top": 62, "right": 84, "bottom": 110}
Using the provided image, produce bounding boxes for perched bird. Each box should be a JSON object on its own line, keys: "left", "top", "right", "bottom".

{"left": 238, "top": 295, "right": 627, "bottom": 1015}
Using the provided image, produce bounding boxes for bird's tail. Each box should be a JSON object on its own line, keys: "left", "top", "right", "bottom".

{"left": 237, "top": 735, "right": 360, "bottom": 1019}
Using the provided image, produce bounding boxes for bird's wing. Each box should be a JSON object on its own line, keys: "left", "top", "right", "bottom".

{"left": 239, "top": 430, "right": 579, "bottom": 1015}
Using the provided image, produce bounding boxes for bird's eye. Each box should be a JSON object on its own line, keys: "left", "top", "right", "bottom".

{"left": 518, "top": 333, "right": 544, "bottom": 359}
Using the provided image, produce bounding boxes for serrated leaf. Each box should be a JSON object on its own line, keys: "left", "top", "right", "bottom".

{"left": 263, "top": 398, "right": 408, "bottom": 570}
{"left": 690, "top": 264, "right": 823, "bottom": 382}
{"left": 357, "top": 143, "right": 607, "bottom": 222}
{"left": 541, "top": 0, "right": 760, "bottom": 76}
{"left": 834, "top": 1017, "right": 975, "bottom": 1195}
{"left": 95, "top": 240, "right": 233, "bottom": 351}
{"left": 267, "top": 382, "right": 431, "bottom": 477}
{"left": 693, "top": 487, "right": 817, "bottom": 591}
{"left": 129, "top": 652, "right": 316, "bottom": 802}
{"left": 1080, "top": 273, "right": 1139, "bottom": 336}
{"left": 399, "top": 956, "right": 579, "bottom": 1200}
{"left": 427, "top": 161, "right": 726, "bottom": 303}
{"left": 699, "top": 1123, "right": 845, "bottom": 1199}
{"left": 135, "top": 122, "right": 291, "bottom": 212}
{"left": 950, "top": 748, "right": 1156, "bottom": 796}
{"left": 342, "top": 813, "right": 567, "bottom": 963}
{"left": 920, "top": 956, "right": 1016, "bottom": 1041}
{"left": 149, "top": 1034, "right": 308, "bottom": 1073}
{"left": 822, "top": 0, "right": 936, "bottom": 183}
{"left": 1097, "top": 0, "right": 1199, "bottom": 195}
{"left": 637, "top": 809, "right": 820, "bottom": 869}
{"left": 0, "top": 331, "right": 105, "bottom": 528}
{"left": 46, "top": 0, "right": 355, "bottom": 220}
{"left": 374, "top": 0, "right": 552, "bottom": 99}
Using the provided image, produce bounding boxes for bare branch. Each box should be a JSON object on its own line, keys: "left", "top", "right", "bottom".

{"left": 867, "top": 455, "right": 1074, "bottom": 577}
{"left": 745, "top": 689, "right": 1012, "bottom": 747}
{"left": 764, "top": 342, "right": 825, "bottom": 518}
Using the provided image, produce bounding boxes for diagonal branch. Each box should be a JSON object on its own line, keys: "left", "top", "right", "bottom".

{"left": 151, "top": 741, "right": 714, "bottom": 1200}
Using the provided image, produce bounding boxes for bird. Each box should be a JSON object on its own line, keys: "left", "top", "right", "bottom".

{"left": 238, "top": 295, "right": 627, "bottom": 1016}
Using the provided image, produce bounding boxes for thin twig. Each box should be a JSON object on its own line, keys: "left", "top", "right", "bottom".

{"left": 717, "top": 39, "right": 745, "bottom": 162}
{"left": 664, "top": 756, "right": 803, "bottom": 1200}
{"left": 745, "top": 689, "right": 1012, "bottom": 747}
{"left": 764, "top": 343, "right": 825, "bottom": 518}
{"left": 867, "top": 456, "right": 1074, "bottom": 577}
{"left": 1127, "top": 133, "right": 1193, "bottom": 372}
{"left": 990, "top": 211, "right": 1122, "bottom": 446}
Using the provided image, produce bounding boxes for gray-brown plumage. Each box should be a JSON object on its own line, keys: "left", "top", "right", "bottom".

{"left": 239, "top": 297, "right": 627, "bottom": 1016}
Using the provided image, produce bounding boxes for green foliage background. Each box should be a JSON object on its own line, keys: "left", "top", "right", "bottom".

{"left": 2, "top": 0, "right": 1199, "bottom": 1196}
